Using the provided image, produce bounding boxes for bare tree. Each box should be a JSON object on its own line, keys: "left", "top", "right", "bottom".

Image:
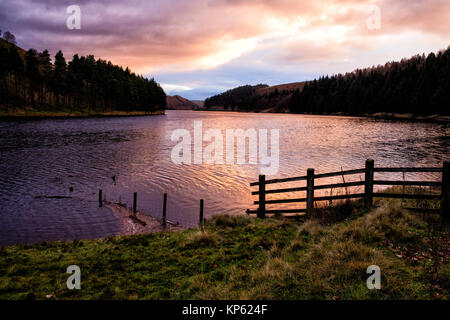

{"left": 3, "top": 31, "right": 16, "bottom": 44}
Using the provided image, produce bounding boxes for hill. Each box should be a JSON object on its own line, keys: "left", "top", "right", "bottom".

{"left": 190, "top": 100, "right": 204, "bottom": 108}
{"left": 204, "top": 46, "right": 450, "bottom": 116}
{"left": 255, "top": 81, "right": 306, "bottom": 96}
{"left": 0, "top": 37, "right": 167, "bottom": 116}
{"left": 253, "top": 82, "right": 307, "bottom": 112}
{"left": 166, "top": 95, "right": 198, "bottom": 110}
{"left": 203, "top": 82, "right": 307, "bottom": 113}
{"left": 289, "top": 47, "right": 450, "bottom": 115}
{"left": 0, "top": 38, "right": 26, "bottom": 59}
{"left": 203, "top": 84, "right": 269, "bottom": 111}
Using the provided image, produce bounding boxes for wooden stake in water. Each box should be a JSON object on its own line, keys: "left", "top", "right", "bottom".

{"left": 199, "top": 199, "right": 204, "bottom": 225}
{"left": 442, "top": 161, "right": 450, "bottom": 224}
{"left": 133, "top": 192, "right": 137, "bottom": 214}
{"left": 99, "top": 189, "right": 103, "bottom": 207}
{"left": 162, "top": 193, "right": 167, "bottom": 226}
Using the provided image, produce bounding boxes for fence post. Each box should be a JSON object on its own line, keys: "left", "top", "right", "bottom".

{"left": 162, "top": 193, "right": 167, "bottom": 226}
{"left": 199, "top": 199, "right": 204, "bottom": 225}
{"left": 306, "top": 168, "right": 315, "bottom": 214}
{"left": 98, "top": 189, "right": 103, "bottom": 207}
{"left": 258, "top": 174, "right": 266, "bottom": 218}
{"left": 364, "top": 159, "right": 374, "bottom": 208}
{"left": 442, "top": 161, "right": 450, "bottom": 224}
{"left": 133, "top": 192, "right": 137, "bottom": 214}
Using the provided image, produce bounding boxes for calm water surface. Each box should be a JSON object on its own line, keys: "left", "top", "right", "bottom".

{"left": 0, "top": 110, "right": 448, "bottom": 245}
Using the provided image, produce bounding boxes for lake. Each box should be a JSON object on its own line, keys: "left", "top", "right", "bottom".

{"left": 0, "top": 110, "right": 448, "bottom": 245}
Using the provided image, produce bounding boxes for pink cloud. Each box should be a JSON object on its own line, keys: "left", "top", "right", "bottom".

{"left": 1, "top": 0, "right": 448, "bottom": 75}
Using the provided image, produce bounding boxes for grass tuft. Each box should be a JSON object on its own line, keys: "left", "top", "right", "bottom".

{"left": 186, "top": 231, "right": 222, "bottom": 247}
{"left": 211, "top": 214, "right": 249, "bottom": 227}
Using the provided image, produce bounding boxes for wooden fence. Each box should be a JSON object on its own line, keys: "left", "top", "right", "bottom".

{"left": 99, "top": 191, "right": 206, "bottom": 226}
{"left": 247, "top": 159, "right": 449, "bottom": 223}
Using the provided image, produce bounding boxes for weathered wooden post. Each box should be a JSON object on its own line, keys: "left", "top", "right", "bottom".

{"left": 199, "top": 199, "right": 204, "bottom": 225}
{"left": 442, "top": 161, "right": 450, "bottom": 224}
{"left": 364, "top": 159, "right": 374, "bottom": 208}
{"left": 133, "top": 192, "right": 137, "bottom": 214}
{"left": 258, "top": 174, "right": 266, "bottom": 218}
{"left": 98, "top": 189, "right": 103, "bottom": 207}
{"left": 306, "top": 168, "right": 315, "bottom": 214}
{"left": 162, "top": 193, "right": 167, "bottom": 226}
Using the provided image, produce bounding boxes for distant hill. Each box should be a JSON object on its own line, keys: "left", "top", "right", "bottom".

{"left": 255, "top": 81, "right": 306, "bottom": 96}
{"left": 191, "top": 100, "right": 204, "bottom": 108}
{"left": 253, "top": 82, "right": 307, "bottom": 112}
{"left": 166, "top": 95, "right": 198, "bottom": 110}
{"left": 204, "top": 46, "right": 450, "bottom": 116}
{"left": 203, "top": 83, "right": 306, "bottom": 112}
{"left": 203, "top": 84, "right": 269, "bottom": 111}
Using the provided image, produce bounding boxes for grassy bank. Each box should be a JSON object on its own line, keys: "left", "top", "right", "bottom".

{"left": 0, "top": 107, "right": 165, "bottom": 119}
{"left": 0, "top": 198, "right": 448, "bottom": 300}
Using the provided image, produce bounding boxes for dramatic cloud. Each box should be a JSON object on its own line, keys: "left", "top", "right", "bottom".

{"left": 1, "top": 0, "right": 449, "bottom": 99}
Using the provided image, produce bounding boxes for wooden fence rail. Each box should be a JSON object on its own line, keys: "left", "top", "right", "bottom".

{"left": 247, "top": 159, "right": 449, "bottom": 223}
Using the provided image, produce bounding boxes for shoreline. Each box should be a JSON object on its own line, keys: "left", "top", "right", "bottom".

{"left": 364, "top": 112, "right": 450, "bottom": 123}
{"left": 194, "top": 108, "right": 450, "bottom": 123}
{"left": 105, "top": 201, "right": 185, "bottom": 236}
{"left": 0, "top": 109, "right": 166, "bottom": 121}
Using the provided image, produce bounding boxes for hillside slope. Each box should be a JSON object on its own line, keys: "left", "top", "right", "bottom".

{"left": 0, "top": 38, "right": 167, "bottom": 116}
{"left": 203, "top": 84, "right": 269, "bottom": 111}
{"left": 0, "top": 38, "right": 26, "bottom": 58}
{"left": 190, "top": 100, "right": 204, "bottom": 108}
{"left": 255, "top": 81, "right": 306, "bottom": 96}
{"left": 166, "top": 95, "right": 198, "bottom": 110}
{"left": 203, "top": 82, "right": 306, "bottom": 112}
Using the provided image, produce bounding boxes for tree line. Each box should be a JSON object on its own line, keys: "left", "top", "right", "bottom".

{"left": 0, "top": 36, "right": 166, "bottom": 114}
{"left": 204, "top": 47, "right": 450, "bottom": 116}
{"left": 289, "top": 47, "right": 450, "bottom": 115}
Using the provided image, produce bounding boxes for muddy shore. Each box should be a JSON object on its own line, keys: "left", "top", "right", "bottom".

{"left": 105, "top": 201, "right": 185, "bottom": 235}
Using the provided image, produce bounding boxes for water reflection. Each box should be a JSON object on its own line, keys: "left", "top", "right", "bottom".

{"left": 0, "top": 111, "right": 448, "bottom": 245}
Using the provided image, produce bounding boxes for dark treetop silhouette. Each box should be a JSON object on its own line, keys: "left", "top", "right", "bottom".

{"left": 0, "top": 38, "right": 167, "bottom": 114}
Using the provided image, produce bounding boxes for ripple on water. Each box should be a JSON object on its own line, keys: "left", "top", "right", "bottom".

{"left": 0, "top": 111, "right": 448, "bottom": 245}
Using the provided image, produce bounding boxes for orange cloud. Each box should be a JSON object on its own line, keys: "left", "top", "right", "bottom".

{"left": 1, "top": 0, "right": 449, "bottom": 75}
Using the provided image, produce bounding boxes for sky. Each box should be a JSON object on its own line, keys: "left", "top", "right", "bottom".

{"left": 1, "top": 0, "right": 449, "bottom": 100}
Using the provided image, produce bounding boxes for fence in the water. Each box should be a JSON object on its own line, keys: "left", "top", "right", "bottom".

{"left": 98, "top": 189, "right": 206, "bottom": 226}
{"left": 247, "top": 159, "right": 449, "bottom": 222}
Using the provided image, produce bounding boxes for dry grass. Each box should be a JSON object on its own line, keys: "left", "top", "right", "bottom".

{"left": 185, "top": 204, "right": 448, "bottom": 300}
{"left": 0, "top": 197, "right": 448, "bottom": 300}
{"left": 187, "top": 231, "right": 222, "bottom": 247}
